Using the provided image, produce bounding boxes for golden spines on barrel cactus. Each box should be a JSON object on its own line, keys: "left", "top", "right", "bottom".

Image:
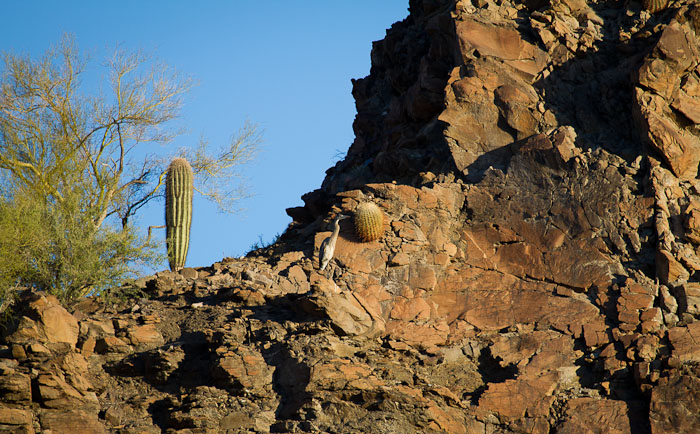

{"left": 165, "top": 157, "right": 193, "bottom": 271}
{"left": 643, "top": 0, "right": 668, "bottom": 13}
{"left": 354, "top": 202, "right": 383, "bottom": 242}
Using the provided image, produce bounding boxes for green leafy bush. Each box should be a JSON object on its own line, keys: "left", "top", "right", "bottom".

{"left": 0, "top": 191, "right": 160, "bottom": 306}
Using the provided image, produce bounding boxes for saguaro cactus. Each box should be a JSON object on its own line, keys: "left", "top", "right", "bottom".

{"left": 165, "top": 158, "right": 193, "bottom": 271}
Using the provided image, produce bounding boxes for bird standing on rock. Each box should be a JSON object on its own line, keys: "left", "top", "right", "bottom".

{"left": 319, "top": 214, "right": 349, "bottom": 272}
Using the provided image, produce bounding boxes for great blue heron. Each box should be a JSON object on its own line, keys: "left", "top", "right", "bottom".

{"left": 319, "top": 214, "right": 349, "bottom": 272}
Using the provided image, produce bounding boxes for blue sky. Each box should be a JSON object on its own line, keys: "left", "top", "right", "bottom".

{"left": 1, "top": 1, "right": 409, "bottom": 271}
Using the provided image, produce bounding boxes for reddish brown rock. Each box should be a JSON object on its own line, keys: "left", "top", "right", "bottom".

{"left": 557, "top": 398, "right": 642, "bottom": 434}
{"left": 286, "top": 264, "right": 309, "bottom": 290}
{"left": 490, "top": 331, "right": 580, "bottom": 380}
{"left": 0, "top": 372, "right": 32, "bottom": 404}
{"left": 673, "top": 282, "right": 700, "bottom": 315}
{"left": 636, "top": 335, "right": 660, "bottom": 361}
{"left": 212, "top": 346, "right": 273, "bottom": 393}
{"left": 389, "top": 252, "right": 411, "bottom": 266}
{"left": 494, "top": 84, "right": 539, "bottom": 139}
{"left": 35, "top": 371, "right": 98, "bottom": 410}
{"left": 582, "top": 321, "right": 608, "bottom": 347}
{"left": 668, "top": 321, "right": 700, "bottom": 365}
{"left": 39, "top": 409, "right": 105, "bottom": 434}
{"left": 407, "top": 263, "right": 437, "bottom": 290}
{"left": 660, "top": 284, "right": 679, "bottom": 314}
{"left": 206, "top": 272, "right": 236, "bottom": 290}
{"left": 477, "top": 373, "right": 557, "bottom": 421}
{"left": 389, "top": 294, "right": 432, "bottom": 322}
{"left": 634, "top": 8, "right": 700, "bottom": 180}
{"left": 6, "top": 293, "right": 79, "bottom": 348}
{"left": 302, "top": 288, "right": 386, "bottom": 338}
{"left": 650, "top": 365, "right": 700, "bottom": 434}
{"left": 0, "top": 408, "right": 34, "bottom": 434}
{"left": 686, "top": 207, "right": 700, "bottom": 244}
{"left": 618, "top": 291, "right": 654, "bottom": 312}
{"left": 657, "top": 249, "right": 690, "bottom": 284}
{"left": 79, "top": 319, "right": 115, "bottom": 339}
{"left": 127, "top": 324, "right": 164, "bottom": 348}
{"left": 179, "top": 267, "right": 198, "bottom": 280}
{"left": 455, "top": 19, "right": 547, "bottom": 77}
{"left": 439, "top": 280, "right": 600, "bottom": 333}
{"left": 385, "top": 320, "right": 450, "bottom": 350}
{"left": 94, "top": 335, "right": 131, "bottom": 354}
{"left": 424, "top": 404, "right": 473, "bottom": 434}
{"left": 522, "top": 338, "right": 580, "bottom": 381}
{"left": 440, "top": 69, "right": 517, "bottom": 172}
{"left": 308, "top": 358, "right": 384, "bottom": 391}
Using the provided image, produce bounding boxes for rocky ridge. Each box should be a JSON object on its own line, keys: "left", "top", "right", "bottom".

{"left": 3, "top": 0, "right": 700, "bottom": 432}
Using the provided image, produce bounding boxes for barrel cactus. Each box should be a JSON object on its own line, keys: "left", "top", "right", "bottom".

{"left": 354, "top": 202, "right": 383, "bottom": 242}
{"left": 643, "top": 0, "right": 668, "bottom": 13}
{"left": 165, "top": 158, "right": 193, "bottom": 271}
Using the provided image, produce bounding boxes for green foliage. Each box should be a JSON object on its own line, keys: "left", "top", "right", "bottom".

{"left": 0, "top": 191, "right": 161, "bottom": 305}
{"left": 0, "top": 192, "right": 158, "bottom": 304}
{"left": 165, "top": 158, "right": 193, "bottom": 271}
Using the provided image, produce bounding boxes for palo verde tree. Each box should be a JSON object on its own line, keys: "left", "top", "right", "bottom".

{"left": 0, "top": 35, "right": 260, "bottom": 305}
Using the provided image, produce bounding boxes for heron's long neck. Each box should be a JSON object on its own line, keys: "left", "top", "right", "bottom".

{"left": 332, "top": 222, "right": 341, "bottom": 238}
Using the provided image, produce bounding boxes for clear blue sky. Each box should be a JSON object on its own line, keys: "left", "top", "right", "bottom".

{"left": 1, "top": 1, "right": 409, "bottom": 271}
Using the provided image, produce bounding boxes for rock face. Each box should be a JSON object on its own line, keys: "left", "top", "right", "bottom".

{"left": 4, "top": 0, "right": 700, "bottom": 432}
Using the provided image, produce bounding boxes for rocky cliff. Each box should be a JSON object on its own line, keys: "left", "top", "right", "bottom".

{"left": 3, "top": 0, "right": 700, "bottom": 432}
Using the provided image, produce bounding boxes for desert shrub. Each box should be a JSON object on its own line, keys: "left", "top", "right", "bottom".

{"left": 0, "top": 191, "right": 160, "bottom": 306}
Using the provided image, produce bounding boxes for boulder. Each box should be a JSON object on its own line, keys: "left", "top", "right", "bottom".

{"left": 6, "top": 293, "right": 79, "bottom": 348}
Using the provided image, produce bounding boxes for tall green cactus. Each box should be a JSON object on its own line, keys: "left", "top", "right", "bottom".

{"left": 165, "top": 158, "right": 193, "bottom": 271}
